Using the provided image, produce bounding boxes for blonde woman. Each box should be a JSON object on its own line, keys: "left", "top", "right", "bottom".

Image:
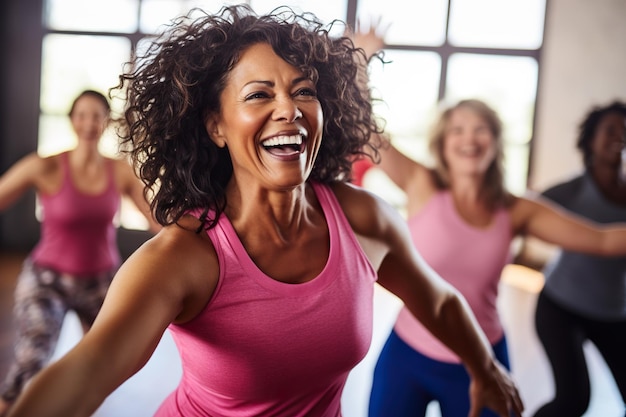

{"left": 363, "top": 99, "right": 626, "bottom": 417}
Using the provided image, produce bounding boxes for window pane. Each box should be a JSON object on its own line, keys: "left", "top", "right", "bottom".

{"left": 448, "top": 0, "right": 546, "bottom": 49}
{"left": 364, "top": 51, "right": 441, "bottom": 206}
{"left": 358, "top": 0, "right": 448, "bottom": 46}
{"left": 250, "top": 0, "right": 348, "bottom": 34}
{"left": 45, "top": 0, "right": 139, "bottom": 33}
{"left": 369, "top": 51, "right": 441, "bottom": 143}
{"left": 40, "top": 34, "right": 131, "bottom": 157}
{"left": 504, "top": 143, "right": 531, "bottom": 194}
{"left": 445, "top": 53, "right": 538, "bottom": 145}
{"left": 140, "top": 0, "right": 242, "bottom": 34}
{"left": 40, "top": 34, "right": 130, "bottom": 117}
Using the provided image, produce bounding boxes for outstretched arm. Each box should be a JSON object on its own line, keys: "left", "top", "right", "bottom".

{"left": 513, "top": 194, "right": 626, "bottom": 256}
{"left": 0, "top": 153, "right": 43, "bottom": 211}
{"left": 114, "top": 158, "right": 162, "bottom": 233}
{"left": 348, "top": 20, "right": 437, "bottom": 202}
{"left": 335, "top": 183, "right": 524, "bottom": 417}
{"left": 7, "top": 224, "right": 216, "bottom": 417}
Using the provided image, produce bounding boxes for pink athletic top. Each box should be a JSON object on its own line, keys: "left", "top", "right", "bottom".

{"left": 156, "top": 182, "right": 377, "bottom": 417}
{"left": 394, "top": 191, "right": 512, "bottom": 363}
{"left": 31, "top": 152, "right": 121, "bottom": 275}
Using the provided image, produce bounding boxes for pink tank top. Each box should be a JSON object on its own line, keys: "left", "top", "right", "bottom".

{"left": 394, "top": 191, "right": 512, "bottom": 363}
{"left": 31, "top": 153, "right": 121, "bottom": 275}
{"left": 156, "top": 182, "right": 376, "bottom": 417}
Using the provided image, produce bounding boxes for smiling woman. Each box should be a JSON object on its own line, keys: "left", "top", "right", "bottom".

{"left": 204, "top": 43, "right": 322, "bottom": 186}
{"left": 354, "top": 95, "right": 626, "bottom": 417}
{"left": 0, "top": 90, "right": 159, "bottom": 416}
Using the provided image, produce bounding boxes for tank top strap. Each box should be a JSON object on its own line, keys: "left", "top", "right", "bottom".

{"left": 105, "top": 157, "right": 117, "bottom": 192}
{"left": 60, "top": 151, "right": 72, "bottom": 182}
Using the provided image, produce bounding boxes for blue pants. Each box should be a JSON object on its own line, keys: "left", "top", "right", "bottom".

{"left": 369, "top": 329, "right": 510, "bottom": 417}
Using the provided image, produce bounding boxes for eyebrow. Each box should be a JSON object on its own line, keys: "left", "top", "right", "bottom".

{"left": 243, "top": 76, "right": 312, "bottom": 88}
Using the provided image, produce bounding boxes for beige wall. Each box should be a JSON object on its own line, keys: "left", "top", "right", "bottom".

{"left": 530, "top": 0, "right": 626, "bottom": 191}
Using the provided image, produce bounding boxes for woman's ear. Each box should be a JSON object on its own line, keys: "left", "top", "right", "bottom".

{"left": 205, "top": 114, "right": 226, "bottom": 148}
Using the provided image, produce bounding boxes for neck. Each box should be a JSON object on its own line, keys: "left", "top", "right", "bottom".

{"left": 226, "top": 181, "right": 312, "bottom": 244}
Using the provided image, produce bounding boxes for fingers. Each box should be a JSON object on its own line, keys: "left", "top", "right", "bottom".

{"left": 467, "top": 400, "right": 481, "bottom": 417}
{"left": 356, "top": 15, "right": 390, "bottom": 37}
{"left": 497, "top": 385, "right": 524, "bottom": 417}
{"left": 510, "top": 385, "right": 524, "bottom": 417}
{"left": 469, "top": 366, "right": 525, "bottom": 417}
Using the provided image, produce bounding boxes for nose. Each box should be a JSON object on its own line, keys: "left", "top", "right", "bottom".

{"left": 273, "top": 97, "right": 302, "bottom": 123}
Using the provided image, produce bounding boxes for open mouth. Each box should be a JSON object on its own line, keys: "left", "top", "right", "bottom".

{"left": 261, "top": 135, "right": 305, "bottom": 157}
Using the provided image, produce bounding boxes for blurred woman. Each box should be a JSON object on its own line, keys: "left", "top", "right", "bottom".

{"left": 363, "top": 98, "right": 626, "bottom": 417}
{"left": 533, "top": 101, "right": 626, "bottom": 417}
{"left": 0, "top": 90, "right": 158, "bottom": 414}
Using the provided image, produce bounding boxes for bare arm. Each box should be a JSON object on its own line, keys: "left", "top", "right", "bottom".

{"left": 349, "top": 22, "right": 437, "bottom": 205}
{"left": 334, "top": 183, "right": 523, "bottom": 417}
{"left": 7, "top": 223, "right": 217, "bottom": 417}
{"left": 0, "top": 153, "right": 44, "bottom": 211}
{"left": 512, "top": 195, "right": 626, "bottom": 256}
{"left": 114, "top": 158, "right": 162, "bottom": 233}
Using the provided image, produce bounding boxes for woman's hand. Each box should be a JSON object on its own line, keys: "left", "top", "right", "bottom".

{"left": 469, "top": 359, "right": 524, "bottom": 417}
{"left": 347, "top": 16, "right": 389, "bottom": 61}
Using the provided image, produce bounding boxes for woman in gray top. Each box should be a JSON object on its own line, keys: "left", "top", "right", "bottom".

{"left": 533, "top": 101, "right": 626, "bottom": 417}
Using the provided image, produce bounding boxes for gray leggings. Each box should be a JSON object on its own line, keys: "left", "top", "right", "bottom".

{"left": 0, "top": 259, "right": 115, "bottom": 402}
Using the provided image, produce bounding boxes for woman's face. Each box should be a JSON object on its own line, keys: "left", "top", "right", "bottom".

{"left": 207, "top": 42, "right": 323, "bottom": 190}
{"left": 442, "top": 106, "right": 497, "bottom": 178}
{"left": 590, "top": 111, "right": 626, "bottom": 167}
{"left": 70, "top": 95, "right": 109, "bottom": 143}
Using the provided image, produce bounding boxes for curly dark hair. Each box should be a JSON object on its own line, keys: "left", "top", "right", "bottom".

{"left": 577, "top": 100, "right": 626, "bottom": 168}
{"left": 112, "top": 4, "right": 382, "bottom": 228}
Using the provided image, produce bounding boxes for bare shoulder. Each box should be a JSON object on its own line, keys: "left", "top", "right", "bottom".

{"left": 329, "top": 181, "right": 420, "bottom": 273}
{"left": 509, "top": 194, "right": 545, "bottom": 233}
{"left": 110, "top": 156, "right": 137, "bottom": 180}
{"left": 109, "top": 156, "right": 133, "bottom": 170}
{"left": 21, "top": 152, "right": 59, "bottom": 174}
{"left": 24, "top": 153, "right": 63, "bottom": 190}
{"left": 108, "top": 156, "right": 143, "bottom": 192}
{"left": 329, "top": 181, "right": 411, "bottom": 270}
{"left": 124, "top": 215, "right": 219, "bottom": 323}
{"left": 330, "top": 181, "right": 398, "bottom": 237}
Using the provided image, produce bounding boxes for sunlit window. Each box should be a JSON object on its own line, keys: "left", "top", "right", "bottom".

{"left": 39, "top": 0, "right": 546, "bottom": 226}
{"left": 139, "top": 0, "right": 240, "bottom": 33}
{"left": 357, "top": 0, "right": 449, "bottom": 46}
{"left": 448, "top": 0, "right": 546, "bottom": 49}
{"left": 358, "top": 0, "right": 545, "bottom": 206}
{"left": 45, "top": 0, "right": 139, "bottom": 32}
{"left": 39, "top": 34, "right": 130, "bottom": 156}
{"left": 251, "top": 0, "right": 347, "bottom": 27}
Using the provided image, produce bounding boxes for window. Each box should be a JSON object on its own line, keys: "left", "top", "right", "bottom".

{"left": 359, "top": 0, "right": 545, "bottom": 201}
{"left": 40, "top": 0, "right": 546, "bottom": 223}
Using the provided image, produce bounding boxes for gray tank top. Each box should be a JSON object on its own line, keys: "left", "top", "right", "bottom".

{"left": 542, "top": 173, "right": 626, "bottom": 320}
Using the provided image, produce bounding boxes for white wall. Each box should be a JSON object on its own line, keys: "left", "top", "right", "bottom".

{"left": 530, "top": 0, "right": 626, "bottom": 191}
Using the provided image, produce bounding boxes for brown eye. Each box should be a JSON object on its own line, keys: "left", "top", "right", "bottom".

{"left": 245, "top": 91, "right": 270, "bottom": 101}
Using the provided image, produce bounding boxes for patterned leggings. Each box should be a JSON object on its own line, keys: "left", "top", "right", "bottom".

{"left": 0, "top": 259, "right": 115, "bottom": 403}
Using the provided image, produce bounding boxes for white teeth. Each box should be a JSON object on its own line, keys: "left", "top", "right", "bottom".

{"left": 262, "top": 135, "right": 303, "bottom": 147}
